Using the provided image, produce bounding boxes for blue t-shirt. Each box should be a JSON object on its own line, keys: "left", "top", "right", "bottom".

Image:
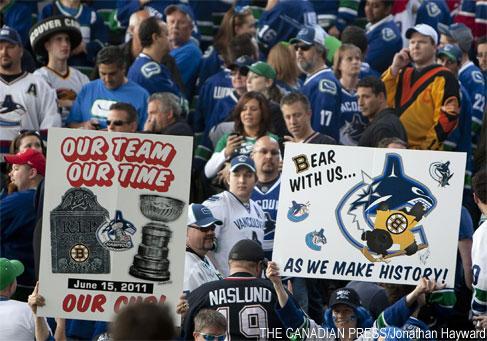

{"left": 128, "top": 53, "right": 181, "bottom": 97}
{"left": 0, "top": 189, "right": 36, "bottom": 287}
{"left": 299, "top": 68, "right": 342, "bottom": 141}
{"left": 170, "top": 41, "right": 202, "bottom": 98}
{"left": 365, "top": 15, "right": 402, "bottom": 74}
{"left": 339, "top": 88, "right": 367, "bottom": 145}
{"left": 66, "top": 79, "right": 149, "bottom": 130}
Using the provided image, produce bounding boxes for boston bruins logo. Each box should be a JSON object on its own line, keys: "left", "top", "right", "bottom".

{"left": 386, "top": 213, "right": 408, "bottom": 234}
{"left": 70, "top": 244, "right": 89, "bottom": 262}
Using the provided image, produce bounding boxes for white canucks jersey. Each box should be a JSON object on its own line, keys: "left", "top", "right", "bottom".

{"left": 0, "top": 72, "right": 60, "bottom": 140}
{"left": 203, "top": 191, "right": 266, "bottom": 277}
{"left": 472, "top": 220, "right": 487, "bottom": 315}
{"left": 184, "top": 251, "right": 222, "bottom": 294}
{"left": 34, "top": 67, "right": 89, "bottom": 125}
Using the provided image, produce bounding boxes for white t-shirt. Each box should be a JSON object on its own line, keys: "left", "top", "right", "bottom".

{"left": 0, "top": 299, "right": 35, "bottom": 341}
{"left": 203, "top": 191, "right": 266, "bottom": 276}
{"left": 184, "top": 251, "right": 222, "bottom": 293}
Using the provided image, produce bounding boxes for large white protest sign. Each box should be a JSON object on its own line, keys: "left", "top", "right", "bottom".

{"left": 273, "top": 143, "right": 466, "bottom": 286}
{"left": 38, "top": 128, "right": 192, "bottom": 321}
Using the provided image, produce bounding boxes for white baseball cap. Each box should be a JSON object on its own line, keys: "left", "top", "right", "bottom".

{"left": 406, "top": 24, "right": 438, "bottom": 45}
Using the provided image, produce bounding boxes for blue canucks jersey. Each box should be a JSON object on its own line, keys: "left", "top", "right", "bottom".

{"left": 299, "top": 68, "right": 342, "bottom": 141}
{"left": 251, "top": 178, "right": 281, "bottom": 259}
{"left": 257, "top": 0, "right": 316, "bottom": 54}
{"left": 311, "top": 0, "right": 360, "bottom": 31}
{"left": 444, "top": 84, "right": 473, "bottom": 190}
{"left": 415, "top": 0, "right": 452, "bottom": 31}
{"left": 359, "top": 62, "right": 380, "bottom": 79}
{"left": 458, "top": 61, "right": 486, "bottom": 150}
{"left": 116, "top": 0, "right": 178, "bottom": 27}
{"left": 198, "top": 47, "right": 224, "bottom": 88}
{"left": 365, "top": 15, "right": 402, "bottom": 74}
{"left": 339, "top": 88, "right": 367, "bottom": 145}
{"left": 194, "top": 70, "right": 233, "bottom": 134}
{"left": 128, "top": 53, "right": 181, "bottom": 96}
{"left": 66, "top": 79, "right": 149, "bottom": 130}
{"left": 206, "top": 91, "right": 239, "bottom": 135}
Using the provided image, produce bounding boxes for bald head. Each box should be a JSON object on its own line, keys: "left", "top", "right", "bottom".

{"left": 252, "top": 136, "right": 281, "bottom": 182}
{"left": 129, "top": 10, "right": 151, "bottom": 55}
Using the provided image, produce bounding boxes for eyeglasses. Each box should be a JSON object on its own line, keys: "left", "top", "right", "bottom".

{"left": 253, "top": 149, "right": 280, "bottom": 156}
{"left": 198, "top": 333, "right": 226, "bottom": 341}
{"left": 189, "top": 224, "right": 217, "bottom": 232}
{"left": 106, "top": 120, "right": 130, "bottom": 126}
{"left": 294, "top": 44, "right": 313, "bottom": 51}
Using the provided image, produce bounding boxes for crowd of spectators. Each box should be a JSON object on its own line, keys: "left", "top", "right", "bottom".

{"left": 0, "top": 0, "right": 486, "bottom": 340}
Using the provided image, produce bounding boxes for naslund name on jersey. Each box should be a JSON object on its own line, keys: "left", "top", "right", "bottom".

{"left": 209, "top": 286, "right": 272, "bottom": 306}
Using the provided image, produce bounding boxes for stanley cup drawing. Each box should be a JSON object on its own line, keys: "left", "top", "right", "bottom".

{"left": 129, "top": 195, "right": 185, "bottom": 281}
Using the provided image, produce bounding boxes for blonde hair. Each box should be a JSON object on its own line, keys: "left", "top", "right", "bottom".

{"left": 267, "top": 42, "right": 300, "bottom": 87}
{"left": 333, "top": 44, "right": 362, "bottom": 79}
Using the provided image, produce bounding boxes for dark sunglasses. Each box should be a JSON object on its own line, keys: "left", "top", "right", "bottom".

{"left": 189, "top": 224, "right": 217, "bottom": 232}
{"left": 106, "top": 120, "right": 130, "bottom": 126}
{"left": 294, "top": 44, "right": 313, "bottom": 51}
{"left": 198, "top": 333, "right": 226, "bottom": 341}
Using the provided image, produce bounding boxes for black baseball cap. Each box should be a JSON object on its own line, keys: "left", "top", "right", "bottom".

{"left": 329, "top": 288, "right": 361, "bottom": 309}
{"left": 228, "top": 240, "right": 264, "bottom": 262}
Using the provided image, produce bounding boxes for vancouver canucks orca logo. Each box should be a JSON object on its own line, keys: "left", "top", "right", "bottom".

{"left": 336, "top": 154, "right": 437, "bottom": 262}
{"left": 96, "top": 210, "right": 136, "bottom": 251}
{"left": 429, "top": 161, "right": 453, "bottom": 187}
{"left": 0, "top": 94, "right": 26, "bottom": 126}
{"left": 305, "top": 228, "right": 327, "bottom": 251}
{"left": 287, "top": 200, "right": 310, "bottom": 222}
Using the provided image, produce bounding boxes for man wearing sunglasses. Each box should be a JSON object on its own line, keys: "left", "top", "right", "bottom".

{"left": 290, "top": 25, "right": 342, "bottom": 142}
{"left": 106, "top": 102, "right": 138, "bottom": 133}
{"left": 185, "top": 203, "right": 223, "bottom": 294}
{"left": 193, "top": 309, "right": 227, "bottom": 341}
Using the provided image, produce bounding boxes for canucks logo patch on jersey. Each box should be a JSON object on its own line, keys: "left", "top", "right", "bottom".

{"left": 382, "top": 27, "right": 396, "bottom": 42}
{"left": 287, "top": 200, "right": 310, "bottom": 222}
{"left": 426, "top": 2, "right": 441, "bottom": 17}
{"left": 336, "top": 154, "right": 437, "bottom": 263}
{"left": 319, "top": 79, "right": 337, "bottom": 95}
{"left": 472, "top": 71, "right": 485, "bottom": 84}
{"left": 141, "top": 62, "right": 162, "bottom": 78}
{"left": 0, "top": 94, "right": 26, "bottom": 126}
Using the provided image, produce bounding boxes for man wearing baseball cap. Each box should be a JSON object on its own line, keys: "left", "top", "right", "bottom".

{"left": 30, "top": 16, "right": 90, "bottom": 125}
{"left": 184, "top": 203, "right": 223, "bottom": 293}
{"left": 438, "top": 23, "right": 485, "bottom": 151}
{"left": 290, "top": 25, "right": 342, "bottom": 142}
{"left": 1, "top": 149, "right": 45, "bottom": 300}
{"left": 182, "top": 239, "right": 288, "bottom": 340}
{"left": 0, "top": 258, "right": 51, "bottom": 340}
{"left": 202, "top": 155, "right": 266, "bottom": 277}
{"left": 382, "top": 23, "right": 460, "bottom": 150}
{"left": 0, "top": 26, "right": 60, "bottom": 142}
